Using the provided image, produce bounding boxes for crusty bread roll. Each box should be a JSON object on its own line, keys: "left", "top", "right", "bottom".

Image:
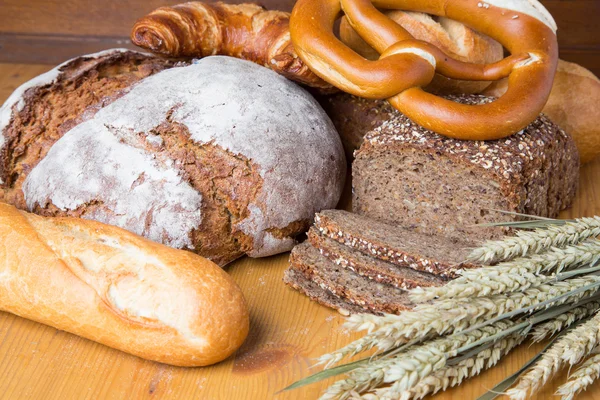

{"left": 1, "top": 53, "right": 346, "bottom": 266}
{"left": 483, "top": 59, "right": 600, "bottom": 163}
{"left": 0, "top": 202, "right": 249, "bottom": 367}
{"left": 339, "top": 11, "right": 503, "bottom": 94}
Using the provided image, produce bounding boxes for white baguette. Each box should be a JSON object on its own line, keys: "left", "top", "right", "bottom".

{"left": 0, "top": 203, "right": 249, "bottom": 367}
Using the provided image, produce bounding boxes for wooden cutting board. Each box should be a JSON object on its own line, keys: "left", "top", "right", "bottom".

{"left": 1, "top": 62, "right": 599, "bottom": 400}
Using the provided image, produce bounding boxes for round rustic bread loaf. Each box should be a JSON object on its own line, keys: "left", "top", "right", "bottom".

{"left": 9, "top": 55, "right": 346, "bottom": 266}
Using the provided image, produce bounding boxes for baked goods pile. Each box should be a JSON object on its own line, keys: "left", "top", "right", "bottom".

{"left": 285, "top": 96, "right": 580, "bottom": 315}
{"left": 0, "top": 0, "right": 599, "bottom": 380}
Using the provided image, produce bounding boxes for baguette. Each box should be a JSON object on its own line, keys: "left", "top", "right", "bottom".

{"left": 0, "top": 203, "right": 249, "bottom": 367}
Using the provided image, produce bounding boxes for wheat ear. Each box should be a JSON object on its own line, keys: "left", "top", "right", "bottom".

{"left": 320, "top": 322, "right": 515, "bottom": 399}
{"left": 555, "top": 353, "right": 600, "bottom": 400}
{"left": 468, "top": 216, "right": 600, "bottom": 264}
{"left": 382, "top": 334, "right": 525, "bottom": 400}
{"left": 530, "top": 302, "right": 599, "bottom": 342}
{"left": 335, "top": 276, "right": 600, "bottom": 362}
{"left": 412, "top": 240, "right": 600, "bottom": 303}
{"left": 507, "top": 312, "right": 600, "bottom": 399}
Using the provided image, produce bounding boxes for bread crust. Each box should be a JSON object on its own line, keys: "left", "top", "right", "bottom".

{"left": 484, "top": 59, "right": 600, "bottom": 164}
{"left": 339, "top": 11, "right": 503, "bottom": 94}
{"left": 2, "top": 54, "right": 346, "bottom": 266}
{"left": 0, "top": 49, "right": 176, "bottom": 204}
{"left": 352, "top": 95, "right": 579, "bottom": 242}
{"left": 0, "top": 202, "right": 249, "bottom": 367}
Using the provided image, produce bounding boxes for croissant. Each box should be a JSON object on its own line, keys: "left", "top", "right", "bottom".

{"left": 130, "top": 2, "right": 333, "bottom": 90}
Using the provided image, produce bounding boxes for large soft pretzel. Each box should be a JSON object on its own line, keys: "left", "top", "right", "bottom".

{"left": 290, "top": 0, "right": 558, "bottom": 140}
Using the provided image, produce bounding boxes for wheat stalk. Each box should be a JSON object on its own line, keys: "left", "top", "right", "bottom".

{"left": 382, "top": 334, "right": 525, "bottom": 400}
{"left": 468, "top": 216, "right": 600, "bottom": 264}
{"left": 286, "top": 216, "right": 600, "bottom": 400}
{"left": 555, "top": 352, "right": 600, "bottom": 400}
{"left": 320, "top": 322, "right": 516, "bottom": 399}
{"left": 507, "top": 311, "right": 600, "bottom": 399}
{"left": 412, "top": 239, "right": 600, "bottom": 303}
{"left": 334, "top": 276, "right": 600, "bottom": 362}
{"left": 530, "top": 302, "right": 599, "bottom": 342}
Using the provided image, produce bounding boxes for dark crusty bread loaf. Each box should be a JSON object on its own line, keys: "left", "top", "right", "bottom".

{"left": 353, "top": 95, "right": 580, "bottom": 244}
{"left": 314, "top": 209, "right": 477, "bottom": 278}
{"left": 0, "top": 49, "right": 177, "bottom": 208}
{"left": 2, "top": 55, "right": 346, "bottom": 266}
{"left": 307, "top": 227, "right": 446, "bottom": 288}
{"left": 283, "top": 267, "right": 366, "bottom": 316}
{"left": 289, "top": 242, "right": 413, "bottom": 315}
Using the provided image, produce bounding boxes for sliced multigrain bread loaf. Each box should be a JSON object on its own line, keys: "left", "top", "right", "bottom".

{"left": 288, "top": 242, "right": 413, "bottom": 315}
{"left": 307, "top": 227, "right": 447, "bottom": 288}
{"left": 283, "top": 267, "right": 367, "bottom": 316}
{"left": 314, "top": 209, "right": 478, "bottom": 278}
{"left": 353, "top": 95, "right": 579, "bottom": 243}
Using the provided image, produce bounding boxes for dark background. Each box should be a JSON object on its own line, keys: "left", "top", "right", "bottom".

{"left": 1, "top": 0, "right": 599, "bottom": 76}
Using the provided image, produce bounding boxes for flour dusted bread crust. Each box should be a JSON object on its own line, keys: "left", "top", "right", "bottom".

{"left": 0, "top": 203, "right": 248, "bottom": 367}
{"left": 10, "top": 56, "right": 345, "bottom": 266}
{"left": 0, "top": 49, "right": 177, "bottom": 200}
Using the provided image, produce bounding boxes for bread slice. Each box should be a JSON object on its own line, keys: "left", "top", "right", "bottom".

{"left": 314, "top": 209, "right": 477, "bottom": 278}
{"left": 288, "top": 242, "right": 413, "bottom": 314}
{"left": 307, "top": 227, "right": 446, "bottom": 289}
{"left": 283, "top": 266, "right": 367, "bottom": 316}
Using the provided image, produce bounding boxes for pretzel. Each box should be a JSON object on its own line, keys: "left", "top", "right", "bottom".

{"left": 290, "top": 0, "right": 558, "bottom": 140}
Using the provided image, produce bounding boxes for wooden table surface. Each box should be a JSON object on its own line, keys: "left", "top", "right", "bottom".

{"left": 0, "top": 62, "right": 599, "bottom": 400}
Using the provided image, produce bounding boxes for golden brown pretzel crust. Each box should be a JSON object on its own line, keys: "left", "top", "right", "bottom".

{"left": 290, "top": 0, "right": 559, "bottom": 140}
{"left": 131, "top": 2, "right": 333, "bottom": 90}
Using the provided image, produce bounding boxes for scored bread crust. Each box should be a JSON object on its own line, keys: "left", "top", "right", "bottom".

{"left": 0, "top": 49, "right": 176, "bottom": 191}
{"left": 2, "top": 54, "right": 346, "bottom": 266}
{"left": 0, "top": 203, "right": 249, "bottom": 367}
{"left": 339, "top": 11, "right": 503, "bottom": 94}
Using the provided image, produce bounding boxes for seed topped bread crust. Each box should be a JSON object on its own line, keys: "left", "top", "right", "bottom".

{"left": 356, "top": 95, "right": 579, "bottom": 221}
